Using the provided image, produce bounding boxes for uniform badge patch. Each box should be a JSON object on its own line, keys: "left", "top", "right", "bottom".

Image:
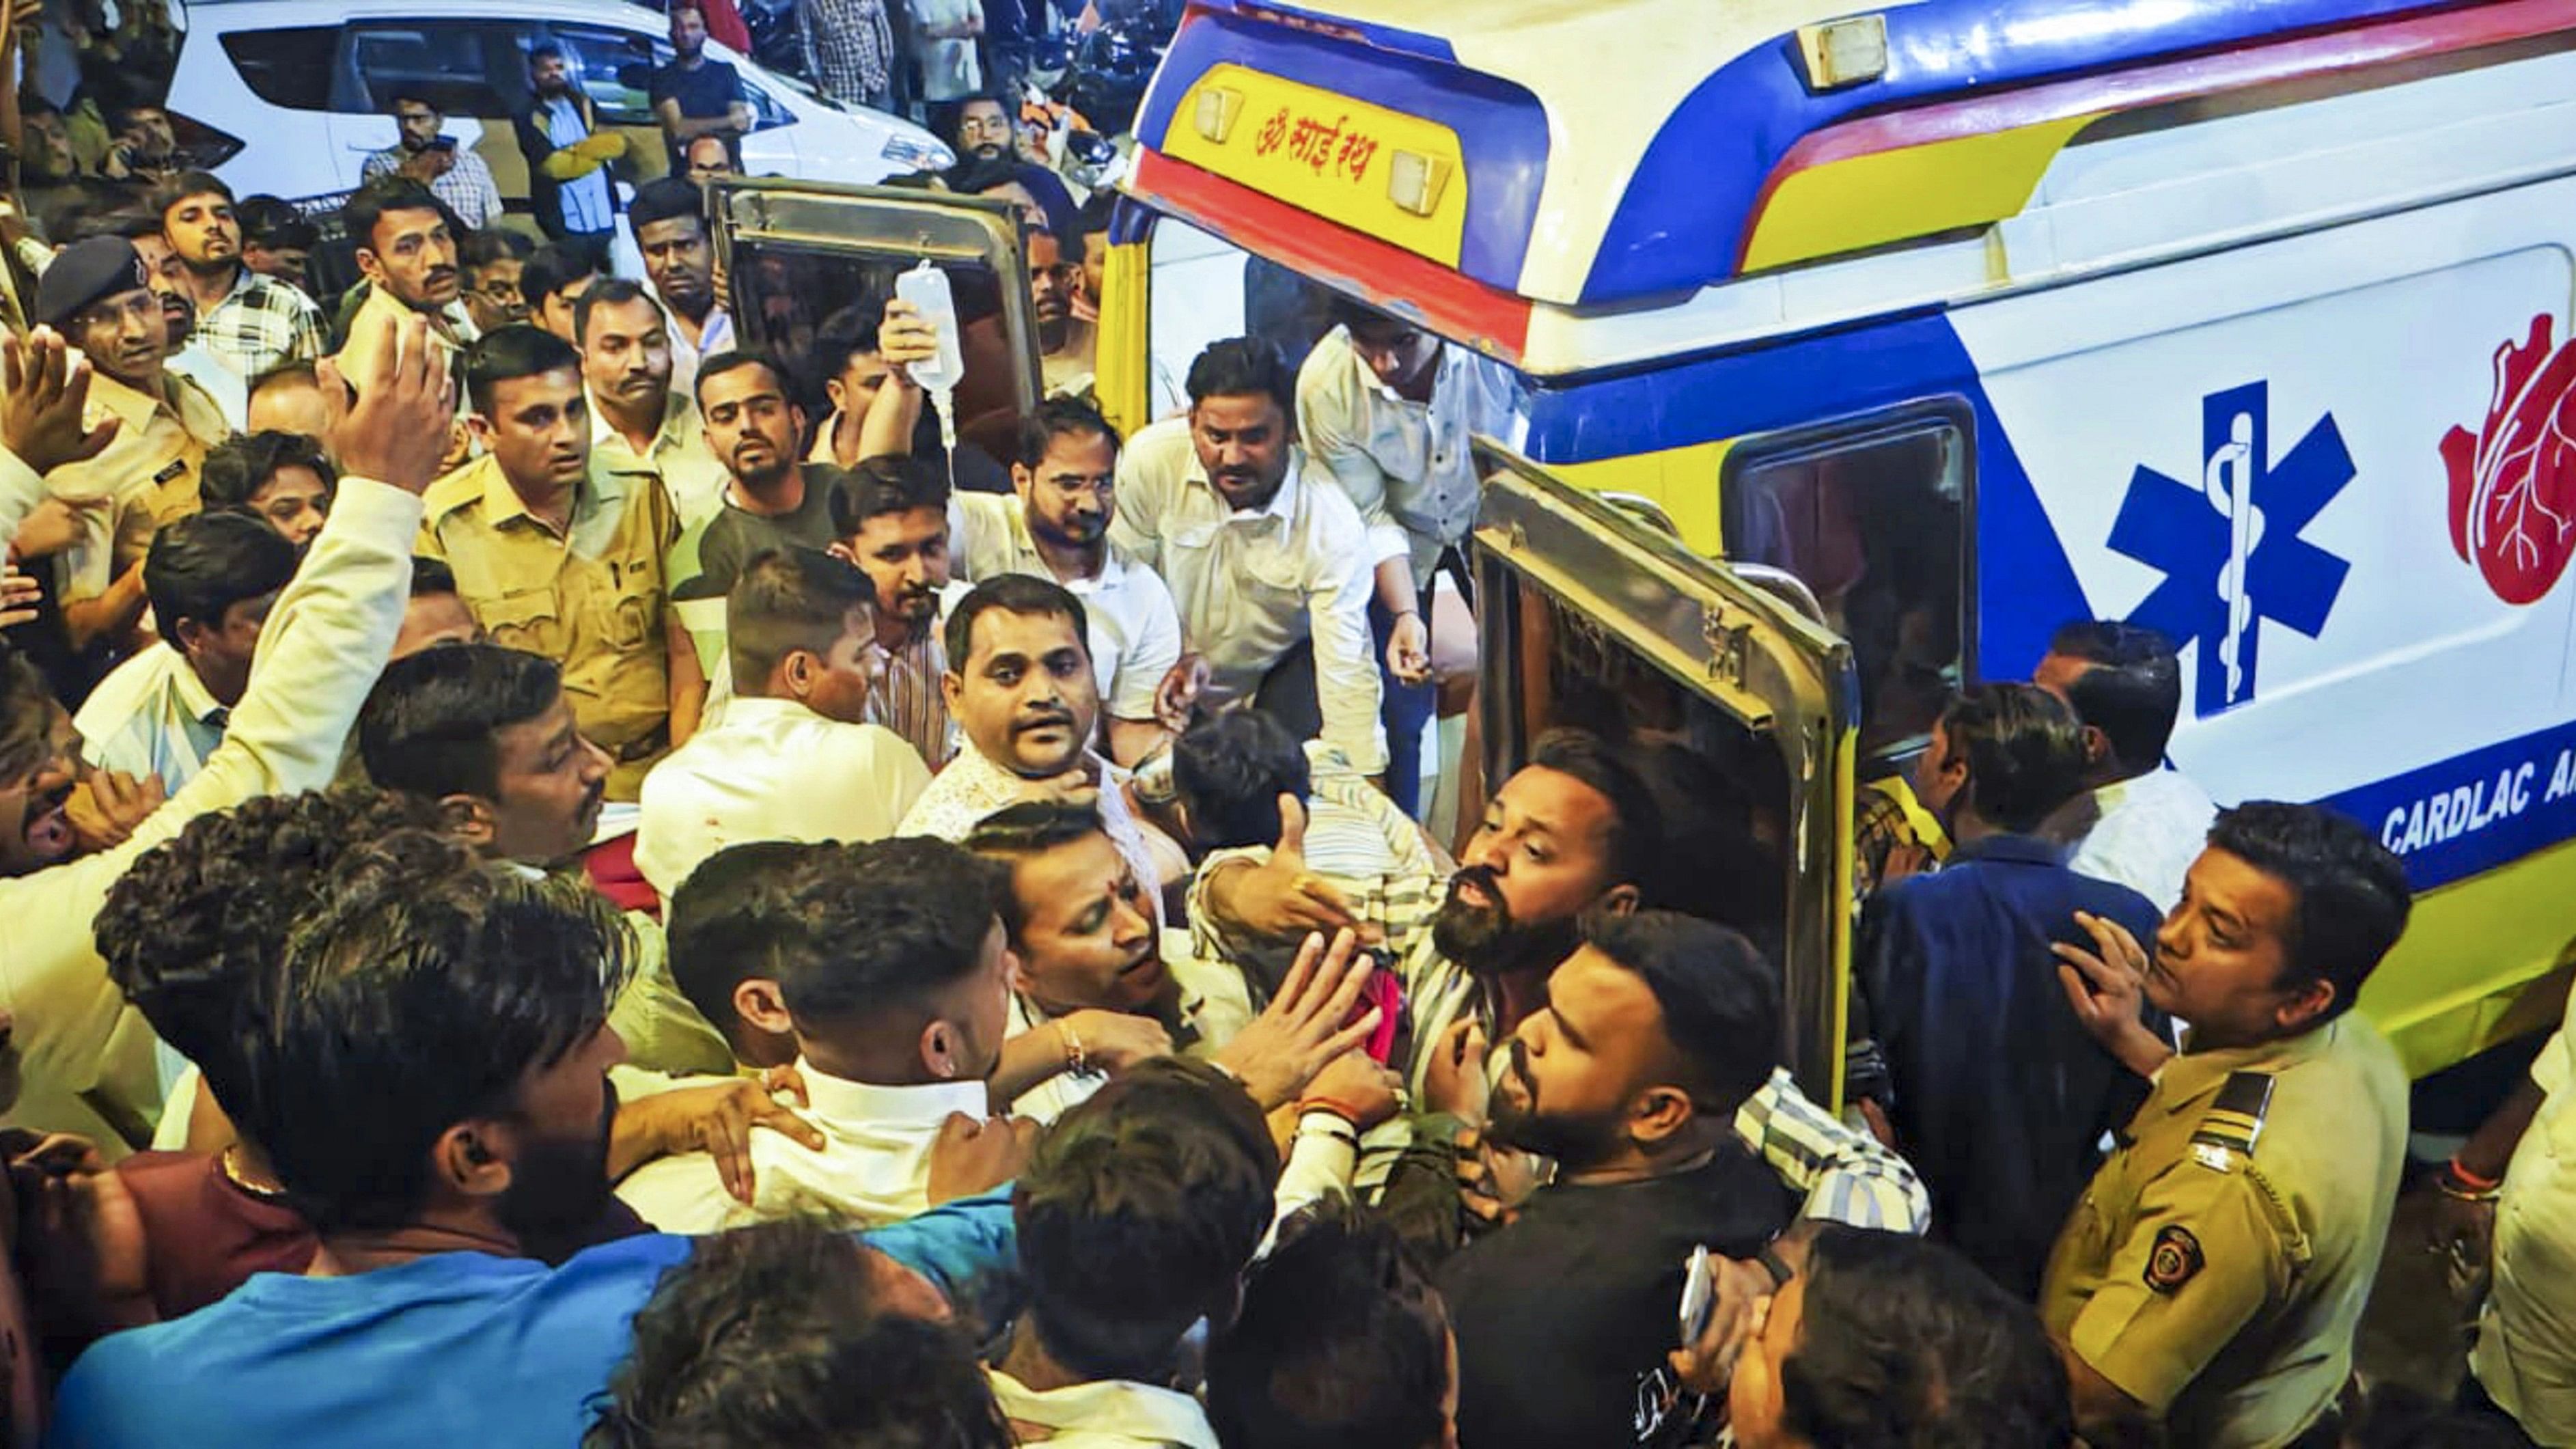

{"left": 2145, "top": 1226, "right": 2204, "bottom": 1294}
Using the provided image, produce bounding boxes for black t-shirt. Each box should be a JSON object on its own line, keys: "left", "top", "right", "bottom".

{"left": 680, "top": 463, "right": 848, "bottom": 601}
{"left": 649, "top": 58, "right": 745, "bottom": 167}
{"left": 1437, "top": 1150, "right": 1795, "bottom": 1449}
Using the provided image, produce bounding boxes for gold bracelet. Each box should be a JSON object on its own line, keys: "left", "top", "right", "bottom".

{"left": 1059, "top": 1017, "right": 1088, "bottom": 1076}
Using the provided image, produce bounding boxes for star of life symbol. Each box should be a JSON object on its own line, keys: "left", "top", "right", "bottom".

{"left": 2106, "top": 381, "right": 2355, "bottom": 717}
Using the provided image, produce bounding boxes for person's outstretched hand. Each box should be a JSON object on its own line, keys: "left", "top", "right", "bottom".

{"left": 1, "top": 328, "right": 120, "bottom": 475}
{"left": 1211, "top": 926, "right": 1381, "bottom": 1110}
{"left": 318, "top": 312, "right": 456, "bottom": 494}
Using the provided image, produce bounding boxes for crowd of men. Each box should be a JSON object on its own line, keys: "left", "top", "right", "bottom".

{"left": 0, "top": 31, "right": 2563, "bottom": 1448}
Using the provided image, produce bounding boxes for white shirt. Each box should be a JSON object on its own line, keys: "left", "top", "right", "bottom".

{"left": 164, "top": 340, "right": 248, "bottom": 432}
{"left": 615, "top": 1062, "right": 987, "bottom": 1232}
{"left": 949, "top": 491, "right": 1185, "bottom": 724}
{"left": 905, "top": 0, "right": 984, "bottom": 101}
{"left": 986, "top": 1370, "right": 1217, "bottom": 1449}
{"left": 1002, "top": 933, "right": 1252, "bottom": 1124}
{"left": 902, "top": 744, "right": 1164, "bottom": 902}
{"left": 0, "top": 454, "right": 421, "bottom": 1152}
{"left": 1110, "top": 419, "right": 1387, "bottom": 773}
{"left": 590, "top": 387, "right": 730, "bottom": 529}
{"left": 2055, "top": 768, "right": 2219, "bottom": 911}
{"left": 1296, "top": 324, "right": 1520, "bottom": 581}
{"left": 634, "top": 695, "right": 932, "bottom": 899}
{"left": 72, "top": 641, "right": 229, "bottom": 795}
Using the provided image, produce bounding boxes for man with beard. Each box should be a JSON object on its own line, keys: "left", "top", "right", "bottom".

{"left": 36, "top": 236, "right": 230, "bottom": 663}
{"left": 105, "top": 210, "right": 245, "bottom": 428}
{"left": 830, "top": 453, "right": 960, "bottom": 769}
{"left": 338, "top": 176, "right": 480, "bottom": 383}
{"left": 514, "top": 44, "right": 626, "bottom": 258}
{"left": 0, "top": 314, "right": 452, "bottom": 1153}
{"left": 1435, "top": 911, "right": 1798, "bottom": 1449}
{"left": 46, "top": 827, "right": 1025, "bottom": 1449}
{"left": 950, "top": 93, "right": 1012, "bottom": 165}
{"left": 1028, "top": 230, "right": 1094, "bottom": 400}
{"left": 418, "top": 327, "right": 706, "bottom": 801}
{"left": 152, "top": 172, "right": 325, "bottom": 388}
{"left": 948, "top": 399, "right": 1181, "bottom": 767}
{"left": 361, "top": 92, "right": 503, "bottom": 232}
{"left": 650, "top": 3, "right": 752, "bottom": 175}
{"left": 902, "top": 573, "right": 1175, "bottom": 905}
{"left": 626, "top": 178, "right": 733, "bottom": 387}
{"left": 16, "top": 98, "right": 87, "bottom": 229}
{"left": 634, "top": 547, "right": 929, "bottom": 900}
{"left": 577, "top": 279, "right": 724, "bottom": 527}
{"left": 460, "top": 228, "right": 534, "bottom": 335}
{"left": 1112, "top": 337, "right": 1386, "bottom": 779}
{"left": 685, "top": 353, "right": 847, "bottom": 601}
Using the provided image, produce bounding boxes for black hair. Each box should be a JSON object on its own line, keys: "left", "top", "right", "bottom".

{"left": 1171, "top": 713, "right": 1310, "bottom": 853}
{"left": 810, "top": 303, "right": 887, "bottom": 394}
{"left": 410, "top": 555, "right": 459, "bottom": 599}
{"left": 751, "top": 838, "right": 1007, "bottom": 1028}
{"left": 1778, "top": 1226, "right": 2074, "bottom": 1449}
{"left": 665, "top": 839, "right": 814, "bottom": 1045}
{"left": 199, "top": 429, "right": 336, "bottom": 512}
{"left": 1016, "top": 396, "right": 1120, "bottom": 469}
{"left": 586, "top": 1219, "right": 1012, "bottom": 1449}
{"left": 626, "top": 177, "right": 706, "bottom": 238}
{"left": 18, "top": 96, "right": 57, "bottom": 120}
{"left": 0, "top": 645, "right": 52, "bottom": 782}
{"left": 1526, "top": 727, "right": 1664, "bottom": 903}
{"left": 78, "top": 206, "right": 162, "bottom": 243}
{"left": 143, "top": 510, "right": 299, "bottom": 650}
{"left": 1579, "top": 909, "right": 1779, "bottom": 1114}
{"left": 1016, "top": 1058, "right": 1280, "bottom": 1381}
{"left": 1327, "top": 293, "right": 1415, "bottom": 337}
{"left": 385, "top": 91, "right": 440, "bottom": 116}
{"left": 242, "top": 843, "right": 633, "bottom": 1233}
{"left": 693, "top": 348, "right": 790, "bottom": 409}
{"left": 830, "top": 453, "right": 951, "bottom": 537}
{"left": 941, "top": 572, "right": 1089, "bottom": 675}
{"left": 1185, "top": 336, "right": 1297, "bottom": 416}
{"left": 2045, "top": 620, "right": 2183, "bottom": 772}
{"left": 464, "top": 324, "right": 584, "bottom": 415}
{"left": 358, "top": 643, "right": 562, "bottom": 801}
{"left": 528, "top": 42, "right": 566, "bottom": 65}
{"left": 573, "top": 276, "right": 659, "bottom": 345}
{"left": 94, "top": 787, "right": 443, "bottom": 1114}
{"left": 523, "top": 242, "right": 601, "bottom": 312}
{"left": 728, "top": 547, "right": 874, "bottom": 696}
{"left": 342, "top": 174, "right": 445, "bottom": 255}
{"left": 149, "top": 170, "right": 232, "bottom": 220}
{"left": 235, "top": 195, "right": 318, "bottom": 252}
{"left": 962, "top": 799, "right": 1107, "bottom": 941}
{"left": 460, "top": 226, "right": 534, "bottom": 272}
{"left": 1935, "top": 683, "right": 2087, "bottom": 833}
{"left": 1207, "top": 1198, "right": 1450, "bottom": 1449}
{"left": 2206, "top": 801, "right": 2412, "bottom": 1023}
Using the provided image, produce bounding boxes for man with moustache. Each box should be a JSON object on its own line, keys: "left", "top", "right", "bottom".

{"left": 460, "top": 230, "right": 534, "bottom": 335}
{"left": 686, "top": 352, "right": 848, "bottom": 598}
{"left": 513, "top": 44, "right": 626, "bottom": 258}
{"left": 417, "top": 327, "right": 706, "bottom": 801}
{"left": 1435, "top": 911, "right": 1799, "bottom": 1449}
{"left": 1111, "top": 337, "right": 1385, "bottom": 779}
{"left": 107, "top": 212, "right": 245, "bottom": 428}
{"left": 627, "top": 179, "right": 733, "bottom": 385}
{"left": 900, "top": 573, "right": 1168, "bottom": 905}
{"left": 830, "top": 454, "right": 960, "bottom": 769}
{"left": 1027, "top": 230, "right": 1094, "bottom": 400}
{"left": 577, "top": 279, "right": 725, "bottom": 527}
{"left": 361, "top": 93, "right": 503, "bottom": 232}
{"left": 46, "top": 826, "right": 1023, "bottom": 1449}
{"left": 152, "top": 171, "right": 325, "bottom": 386}
{"left": 337, "top": 177, "right": 480, "bottom": 383}
{"left": 947, "top": 398, "right": 1182, "bottom": 767}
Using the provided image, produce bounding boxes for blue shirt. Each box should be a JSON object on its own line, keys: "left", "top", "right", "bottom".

{"left": 545, "top": 98, "right": 613, "bottom": 234}
{"left": 46, "top": 1191, "right": 1016, "bottom": 1448}
{"left": 1857, "top": 833, "right": 2167, "bottom": 1297}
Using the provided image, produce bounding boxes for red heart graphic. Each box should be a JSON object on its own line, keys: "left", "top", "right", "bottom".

{"left": 2442, "top": 313, "right": 2576, "bottom": 605}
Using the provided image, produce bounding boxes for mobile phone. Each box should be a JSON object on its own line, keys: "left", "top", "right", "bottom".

{"left": 430, "top": 136, "right": 457, "bottom": 152}
{"left": 1350, "top": 968, "right": 1402, "bottom": 1066}
{"left": 1678, "top": 1245, "right": 1716, "bottom": 1344}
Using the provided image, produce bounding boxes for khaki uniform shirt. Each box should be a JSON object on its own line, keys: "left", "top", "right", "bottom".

{"left": 417, "top": 452, "right": 681, "bottom": 799}
{"left": 590, "top": 389, "right": 728, "bottom": 529}
{"left": 2040, "top": 1016, "right": 2407, "bottom": 1448}
{"left": 46, "top": 367, "right": 227, "bottom": 602}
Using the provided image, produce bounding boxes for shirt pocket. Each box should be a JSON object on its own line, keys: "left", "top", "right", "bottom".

{"left": 477, "top": 588, "right": 571, "bottom": 659}
{"left": 589, "top": 586, "right": 657, "bottom": 654}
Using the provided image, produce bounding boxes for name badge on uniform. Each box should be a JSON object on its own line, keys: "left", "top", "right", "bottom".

{"left": 2145, "top": 1225, "right": 2204, "bottom": 1294}
{"left": 153, "top": 459, "right": 186, "bottom": 486}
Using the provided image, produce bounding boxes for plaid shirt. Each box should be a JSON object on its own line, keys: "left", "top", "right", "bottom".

{"left": 195, "top": 268, "right": 325, "bottom": 384}
{"left": 799, "top": 0, "right": 893, "bottom": 103}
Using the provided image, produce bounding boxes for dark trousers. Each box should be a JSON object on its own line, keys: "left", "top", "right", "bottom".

{"left": 1370, "top": 591, "right": 1437, "bottom": 816}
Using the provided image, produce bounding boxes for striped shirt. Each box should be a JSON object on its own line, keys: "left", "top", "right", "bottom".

{"left": 867, "top": 615, "right": 956, "bottom": 771}
{"left": 195, "top": 267, "right": 325, "bottom": 384}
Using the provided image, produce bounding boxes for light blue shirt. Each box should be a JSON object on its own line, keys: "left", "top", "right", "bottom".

{"left": 546, "top": 98, "right": 614, "bottom": 234}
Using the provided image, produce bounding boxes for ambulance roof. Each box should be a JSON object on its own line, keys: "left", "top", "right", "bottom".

{"left": 1131, "top": 0, "right": 2499, "bottom": 310}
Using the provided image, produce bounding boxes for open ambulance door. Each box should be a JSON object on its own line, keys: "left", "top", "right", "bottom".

{"left": 704, "top": 179, "right": 1044, "bottom": 468}
{"left": 1471, "top": 442, "right": 1863, "bottom": 1107}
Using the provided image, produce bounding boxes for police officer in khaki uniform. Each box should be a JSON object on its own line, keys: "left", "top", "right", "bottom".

{"left": 418, "top": 325, "right": 706, "bottom": 801}
{"left": 2041, "top": 800, "right": 2412, "bottom": 1448}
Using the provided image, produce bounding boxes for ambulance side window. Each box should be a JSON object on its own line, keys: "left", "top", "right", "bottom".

{"left": 1144, "top": 216, "right": 1337, "bottom": 419}
{"left": 1722, "top": 409, "right": 1969, "bottom": 758}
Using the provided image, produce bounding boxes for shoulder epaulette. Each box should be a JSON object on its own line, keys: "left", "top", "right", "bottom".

{"left": 2189, "top": 1070, "right": 2274, "bottom": 1174}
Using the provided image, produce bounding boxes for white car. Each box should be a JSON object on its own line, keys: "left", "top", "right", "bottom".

{"left": 165, "top": 0, "right": 952, "bottom": 213}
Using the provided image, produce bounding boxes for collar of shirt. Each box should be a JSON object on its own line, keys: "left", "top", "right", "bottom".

{"left": 2155, "top": 1016, "right": 2345, "bottom": 1115}
{"left": 988, "top": 1369, "right": 1218, "bottom": 1449}
{"left": 797, "top": 1058, "right": 989, "bottom": 1134}
{"left": 439, "top": 451, "right": 639, "bottom": 534}
{"left": 1945, "top": 833, "right": 2069, "bottom": 870}
{"left": 588, "top": 387, "right": 699, "bottom": 460}
{"left": 167, "top": 648, "right": 225, "bottom": 726}
{"left": 218, "top": 264, "right": 269, "bottom": 307}
{"left": 1177, "top": 443, "right": 1305, "bottom": 538}
{"left": 84, "top": 365, "right": 193, "bottom": 432}
{"left": 993, "top": 491, "right": 1148, "bottom": 594}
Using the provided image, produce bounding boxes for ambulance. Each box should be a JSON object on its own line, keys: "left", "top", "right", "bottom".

{"left": 707, "top": 0, "right": 2576, "bottom": 1102}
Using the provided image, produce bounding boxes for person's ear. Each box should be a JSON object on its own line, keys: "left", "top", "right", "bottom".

{"left": 734, "top": 978, "right": 793, "bottom": 1038}
{"left": 1629, "top": 1084, "right": 1695, "bottom": 1148}
{"left": 439, "top": 793, "right": 497, "bottom": 851}
{"left": 827, "top": 540, "right": 858, "bottom": 567}
{"left": 1011, "top": 462, "right": 1035, "bottom": 503}
{"left": 2079, "top": 723, "right": 2113, "bottom": 771}
{"left": 353, "top": 247, "right": 387, "bottom": 288}
{"left": 464, "top": 412, "right": 496, "bottom": 448}
{"left": 2274, "top": 975, "right": 2336, "bottom": 1034}
{"left": 780, "top": 647, "right": 817, "bottom": 701}
{"left": 941, "top": 670, "right": 965, "bottom": 717}
{"left": 1002, "top": 941, "right": 1037, "bottom": 995}
{"left": 171, "top": 615, "right": 212, "bottom": 662}
{"left": 1598, "top": 882, "right": 1642, "bottom": 917}
{"left": 788, "top": 402, "right": 806, "bottom": 440}
{"left": 434, "top": 1120, "right": 513, "bottom": 1199}
{"left": 921, "top": 1019, "right": 960, "bottom": 1079}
